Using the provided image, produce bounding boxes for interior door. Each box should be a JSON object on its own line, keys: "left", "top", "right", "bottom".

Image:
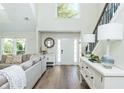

{"left": 60, "top": 38, "right": 74, "bottom": 65}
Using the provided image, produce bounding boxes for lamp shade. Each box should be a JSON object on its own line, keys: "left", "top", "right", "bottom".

{"left": 98, "top": 23, "right": 123, "bottom": 40}
{"left": 82, "top": 34, "right": 95, "bottom": 43}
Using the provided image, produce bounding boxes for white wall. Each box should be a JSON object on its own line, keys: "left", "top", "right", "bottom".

{"left": 38, "top": 32, "right": 80, "bottom": 64}
{"left": 80, "top": 3, "right": 105, "bottom": 55}
{"left": 36, "top": 3, "right": 100, "bottom": 33}
{"left": 0, "top": 31, "right": 37, "bottom": 54}
{"left": 37, "top": 31, "right": 42, "bottom": 53}
{"left": 98, "top": 3, "right": 106, "bottom": 17}
{"left": 36, "top": 3, "right": 103, "bottom": 56}
{"left": 39, "top": 32, "right": 80, "bottom": 51}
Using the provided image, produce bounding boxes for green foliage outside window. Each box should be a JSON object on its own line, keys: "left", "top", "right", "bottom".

{"left": 57, "top": 3, "right": 79, "bottom": 18}
{"left": 3, "top": 39, "right": 13, "bottom": 54}
{"left": 16, "top": 39, "right": 25, "bottom": 55}
{"left": 3, "top": 38, "right": 25, "bottom": 55}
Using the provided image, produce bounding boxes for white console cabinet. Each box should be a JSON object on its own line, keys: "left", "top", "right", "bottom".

{"left": 46, "top": 53, "right": 55, "bottom": 68}
{"left": 41, "top": 56, "right": 47, "bottom": 73}
{"left": 80, "top": 57, "right": 124, "bottom": 89}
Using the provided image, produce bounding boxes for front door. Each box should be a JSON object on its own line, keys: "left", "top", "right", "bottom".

{"left": 57, "top": 38, "right": 78, "bottom": 65}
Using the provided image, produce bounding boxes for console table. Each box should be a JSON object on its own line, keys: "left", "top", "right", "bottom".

{"left": 79, "top": 57, "right": 124, "bottom": 89}
{"left": 46, "top": 53, "right": 55, "bottom": 68}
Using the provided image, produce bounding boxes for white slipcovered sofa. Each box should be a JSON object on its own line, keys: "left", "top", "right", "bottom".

{"left": 0, "top": 55, "right": 46, "bottom": 89}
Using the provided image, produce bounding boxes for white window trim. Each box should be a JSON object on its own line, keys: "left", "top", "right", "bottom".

{"left": 74, "top": 39, "right": 78, "bottom": 63}
{"left": 0, "top": 38, "right": 26, "bottom": 55}
{"left": 57, "top": 39, "right": 61, "bottom": 63}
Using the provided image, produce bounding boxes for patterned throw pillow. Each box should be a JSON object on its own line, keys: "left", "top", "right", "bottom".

{"left": 22, "top": 54, "right": 27, "bottom": 62}
{"left": 26, "top": 54, "right": 31, "bottom": 61}
{"left": 0, "top": 55, "right": 7, "bottom": 63}
{"left": 13, "top": 55, "right": 22, "bottom": 64}
{"left": 5, "top": 56, "right": 14, "bottom": 64}
{"left": 22, "top": 54, "right": 31, "bottom": 62}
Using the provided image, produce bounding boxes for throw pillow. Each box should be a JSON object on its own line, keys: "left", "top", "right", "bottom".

{"left": 0, "top": 55, "right": 7, "bottom": 63}
{"left": 22, "top": 54, "right": 27, "bottom": 62}
{"left": 5, "top": 56, "right": 14, "bottom": 64}
{"left": 22, "top": 54, "right": 31, "bottom": 62}
{"left": 30, "top": 54, "right": 40, "bottom": 62}
{"left": 13, "top": 55, "right": 22, "bottom": 64}
{"left": 0, "top": 55, "right": 2, "bottom": 62}
{"left": 26, "top": 54, "right": 31, "bottom": 61}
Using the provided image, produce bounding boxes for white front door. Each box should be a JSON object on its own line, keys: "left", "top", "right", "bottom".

{"left": 57, "top": 38, "right": 78, "bottom": 65}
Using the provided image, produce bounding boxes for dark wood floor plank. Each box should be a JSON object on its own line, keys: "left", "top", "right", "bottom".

{"left": 34, "top": 65, "right": 89, "bottom": 89}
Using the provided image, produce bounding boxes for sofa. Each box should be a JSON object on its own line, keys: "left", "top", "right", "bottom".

{"left": 0, "top": 54, "right": 47, "bottom": 89}
{"left": 0, "top": 54, "right": 31, "bottom": 69}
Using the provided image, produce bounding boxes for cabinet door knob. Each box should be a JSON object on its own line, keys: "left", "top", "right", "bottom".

{"left": 91, "top": 76, "right": 94, "bottom": 79}
{"left": 85, "top": 75, "right": 88, "bottom": 78}
{"left": 82, "top": 66, "right": 84, "bottom": 68}
{"left": 101, "top": 77, "right": 103, "bottom": 82}
{"left": 86, "top": 67, "right": 88, "bottom": 69}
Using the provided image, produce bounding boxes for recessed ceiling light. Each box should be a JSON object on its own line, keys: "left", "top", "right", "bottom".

{"left": 0, "top": 4, "right": 4, "bottom": 10}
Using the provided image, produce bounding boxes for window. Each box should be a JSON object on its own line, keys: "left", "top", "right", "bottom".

{"left": 16, "top": 39, "right": 26, "bottom": 55}
{"left": 1, "top": 38, "right": 26, "bottom": 55}
{"left": 57, "top": 3, "right": 80, "bottom": 19}
{"left": 2, "top": 38, "right": 14, "bottom": 55}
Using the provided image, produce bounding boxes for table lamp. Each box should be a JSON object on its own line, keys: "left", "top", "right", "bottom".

{"left": 98, "top": 23, "right": 123, "bottom": 68}
{"left": 82, "top": 34, "right": 95, "bottom": 55}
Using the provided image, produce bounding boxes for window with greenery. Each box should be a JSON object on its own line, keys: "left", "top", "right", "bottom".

{"left": 2, "top": 38, "right": 26, "bottom": 55}
{"left": 57, "top": 3, "right": 80, "bottom": 19}
{"left": 16, "top": 39, "right": 26, "bottom": 55}
{"left": 3, "top": 38, "right": 14, "bottom": 54}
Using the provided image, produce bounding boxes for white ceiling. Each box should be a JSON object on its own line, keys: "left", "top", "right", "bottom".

{"left": 0, "top": 3, "right": 104, "bottom": 33}
{"left": 0, "top": 3, "right": 36, "bottom": 32}
{"left": 0, "top": 10, "right": 9, "bottom": 23}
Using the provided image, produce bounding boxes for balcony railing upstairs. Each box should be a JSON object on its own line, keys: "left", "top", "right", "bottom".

{"left": 89, "top": 3, "right": 120, "bottom": 53}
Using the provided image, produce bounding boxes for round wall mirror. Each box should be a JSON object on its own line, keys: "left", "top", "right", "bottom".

{"left": 44, "top": 37, "right": 55, "bottom": 48}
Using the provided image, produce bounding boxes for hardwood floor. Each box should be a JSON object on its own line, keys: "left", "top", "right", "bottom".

{"left": 34, "top": 65, "right": 89, "bottom": 89}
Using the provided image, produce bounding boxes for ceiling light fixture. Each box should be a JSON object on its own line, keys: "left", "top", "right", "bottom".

{"left": 24, "top": 17, "right": 30, "bottom": 21}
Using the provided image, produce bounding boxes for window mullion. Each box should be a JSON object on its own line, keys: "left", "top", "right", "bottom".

{"left": 1, "top": 38, "right": 4, "bottom": 54}
{"left": 13, "top": 39, "right": 17, "bottom": 55}
{"left": 0, "top": 38, "right": 1, "bottom": 55}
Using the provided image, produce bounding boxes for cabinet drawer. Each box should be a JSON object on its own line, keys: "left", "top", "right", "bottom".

{"left": 93, "top": 71, "right": 103, "bottom": 89}
{"left": 81, "top": 61, "right": 103, "bottom": 89}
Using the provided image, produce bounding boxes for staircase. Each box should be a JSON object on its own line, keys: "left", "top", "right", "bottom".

{"left": 91, "top": 3, "right": 124, "bottom": 70}
{"left": 89, "top": 3, "right": 120, "bottom": 56}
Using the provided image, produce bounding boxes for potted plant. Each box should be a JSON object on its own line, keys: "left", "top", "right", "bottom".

{"left": 88, "top": 54, "right": 100, "bottom": 63}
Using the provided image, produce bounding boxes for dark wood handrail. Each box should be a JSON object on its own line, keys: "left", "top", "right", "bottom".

{"left": 93, "top": 3, "right": 108, "bottom": 34}
{"left": 86, "top": 3, "right": 120, "bottom": 53}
